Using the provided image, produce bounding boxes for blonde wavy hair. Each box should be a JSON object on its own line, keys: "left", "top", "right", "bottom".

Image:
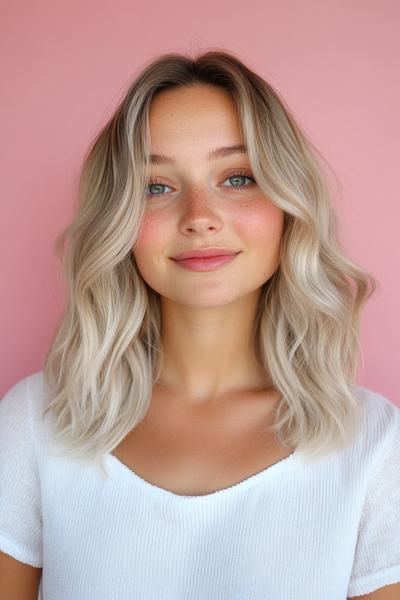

{"left": 42, "top": 49, "right": 378, "bottom": 478}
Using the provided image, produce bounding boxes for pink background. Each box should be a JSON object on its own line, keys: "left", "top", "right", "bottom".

{"left": 1, "top": 0, "right": 399, "bottom": 404}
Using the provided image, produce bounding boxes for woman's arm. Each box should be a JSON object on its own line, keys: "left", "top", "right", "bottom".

{"left": 0, "top": 551, "right": 42, "bottom": 600}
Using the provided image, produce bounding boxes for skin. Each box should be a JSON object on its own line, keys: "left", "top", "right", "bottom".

{"left": 132, "top": 83, "right": 285, "bottom": 407}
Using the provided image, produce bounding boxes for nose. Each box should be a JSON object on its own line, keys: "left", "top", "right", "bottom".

{"left": 178, "top": 186, "right": 223, "bottom": 234}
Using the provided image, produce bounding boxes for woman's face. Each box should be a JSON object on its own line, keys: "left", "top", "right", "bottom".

{"left": 132, "top": 83, "right": 284, "bottom": 307}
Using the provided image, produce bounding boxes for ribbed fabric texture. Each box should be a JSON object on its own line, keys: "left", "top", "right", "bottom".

{"left": 1, "top": 371, "right": 399, "bottom": 600}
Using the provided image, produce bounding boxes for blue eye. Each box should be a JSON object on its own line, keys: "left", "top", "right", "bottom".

{"left": 223, "top": 173, "right": 255, "bottom": 190}
{"left": 145, "top": 171, "right": 256, "bottom": 198}
{"left": 146, "top": 181, "right": 173, "bottom": 197}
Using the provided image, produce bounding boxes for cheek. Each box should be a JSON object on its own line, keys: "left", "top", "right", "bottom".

{"left": 133, "top": 212, "right": 167, "bottom": 258}
{"left": 234, "top": 199, "right": 284, "bottom": 246}
{"left": 132, "top": 213, "right": 167, "bottom": 288}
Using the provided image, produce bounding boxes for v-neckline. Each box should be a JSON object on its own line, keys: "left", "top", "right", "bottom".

{"left": 105, "top": 447, "right": 298, "bottom": 502}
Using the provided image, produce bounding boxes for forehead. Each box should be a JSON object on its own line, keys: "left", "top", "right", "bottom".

{"left": 147, "top": 85, "right": 243, "bottom": 157}
{"left": 149, "top": 83, "right": 237, "bottom": 115}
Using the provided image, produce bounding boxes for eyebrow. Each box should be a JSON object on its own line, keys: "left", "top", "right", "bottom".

{"left": 147, "top": 144, "right": 247, "bottom": 165}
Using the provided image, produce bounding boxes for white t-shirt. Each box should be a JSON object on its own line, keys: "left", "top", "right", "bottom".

{"left": 0, "top": 370, "right": 399, "bottom": 599}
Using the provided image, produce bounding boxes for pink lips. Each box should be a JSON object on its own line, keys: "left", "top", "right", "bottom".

{"left": 171, "top": 252, "right": 240, "bottom": 272}
{"left": 171, "top": 247, "right": 239, "bottom": 260}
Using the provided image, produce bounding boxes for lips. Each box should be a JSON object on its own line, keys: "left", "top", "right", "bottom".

{"left": 171, "top": 248, "right": 240, "bottom": 260}
{"left": 171, "top": 253, "right": 239, "bottom": 272}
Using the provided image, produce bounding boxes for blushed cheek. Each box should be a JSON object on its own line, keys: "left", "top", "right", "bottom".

{"left": 133, "top": 212, "right": 166, "bottom": 258}
{"left": 234, "top": 199, "right": 284, "bottom": 245}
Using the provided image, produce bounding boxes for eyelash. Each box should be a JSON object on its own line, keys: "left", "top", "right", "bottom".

{"left": 145, "top": 171, "right": 256, "bottom": 198}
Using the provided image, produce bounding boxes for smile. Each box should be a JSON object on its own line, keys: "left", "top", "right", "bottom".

{"left": 170, "top": 253, "right": 240, "bottom": 272}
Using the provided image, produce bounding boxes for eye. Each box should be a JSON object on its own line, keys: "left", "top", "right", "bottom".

{"left": 222, "top": 171, "right": 256, "bottom": 191}
{"left": 145, "top": 171, "right": 256, "bottom": 198}
{"left": 146, "top": 180, "right": 173, "bottom": 197}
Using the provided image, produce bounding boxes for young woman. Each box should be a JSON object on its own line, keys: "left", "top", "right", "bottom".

{"left": 1, "top": 50, "right": 399, "bottom": 600}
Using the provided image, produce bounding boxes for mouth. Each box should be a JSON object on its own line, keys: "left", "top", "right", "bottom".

{"left": 170, "top": 252, "right": 240, "bottom": 272}
{"left": 170, "top": 248, "right": 240, "bottom": 260}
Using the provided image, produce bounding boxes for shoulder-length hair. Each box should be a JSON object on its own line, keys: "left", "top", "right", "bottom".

{"left": 42, "top": 49, "right": 377, "bottom": 477}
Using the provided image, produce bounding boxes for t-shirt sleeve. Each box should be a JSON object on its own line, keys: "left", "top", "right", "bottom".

{"left": 0, "top": 376, "right": 43, "bottom": 567}
{"left": 347, "top": 398, "right": 400, "bottom": 597}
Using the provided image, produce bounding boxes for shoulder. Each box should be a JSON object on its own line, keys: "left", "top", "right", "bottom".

{"left": 353, "top": 384, "right": 399, "bottom": 454}
{"left": 312, "top": 385, "right": 400, "bottom": 494}
{"left": 0, "top": 370, "right": 49, "bottom": 458}
{"left": 0, "top": 373, "right": 44, "bottom": 568}
{"left": 1, "top": 370, "right": 46, "bottom": 409}
{"left": 354, "top": 384, "right": 399, "bottom": 420}
{"left": 346, "top": 386, "right": 400, "bottom": 598}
